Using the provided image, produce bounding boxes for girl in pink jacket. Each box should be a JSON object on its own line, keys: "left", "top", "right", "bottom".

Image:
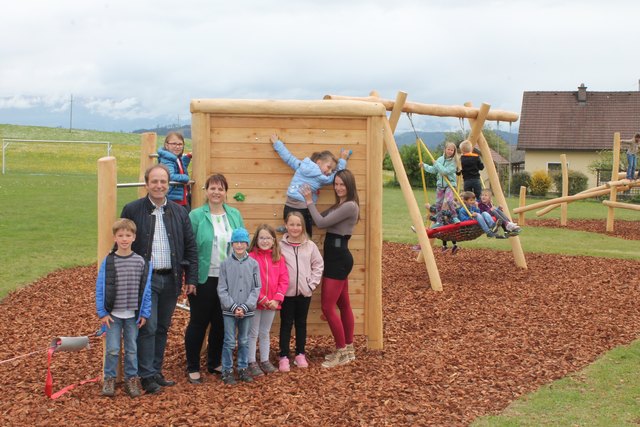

{"left": 246, "top": 224, "right": 289, "bottom": 377}
{"left": 277, "top": 211, "right": 324, "bottom": 372}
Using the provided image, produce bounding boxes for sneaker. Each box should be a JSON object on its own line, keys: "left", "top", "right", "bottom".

{"left": 207, "top": 365, "right": 222, "bottom": 375}
{"left": 321, "top": 347, "right": 350, "bottom": 368}
{"left": 505, "top": 222, "right": 521, "bottom": 233}
{"left": 494, "top": 234, "right": 508, "bottom": 239}
{"left": 451, "top": 245, "right": 459, "bottom": 255}
{"left": 294, "top": 353, "right": 308, "bottom": 368}
{"left": 411, "top": 244, "right": 421, "bottom": 251}
{"left": 101, "top": 377, "right": 116, "bottom": 397}
{"left": 486, "top": 231, "right": 496, "bottom": 238}
{"left": 491, "top": 219, "right": 503, "bottom": 233}
{"left": 140, "top": 377, "right": 161, "bottom": 394}
{"left": 275, "top": 225, "right": 287, "bottom": 233}
{"left": 260, "top": 360, "right": 278, "bottom": 374}
{"left": 441, "top": 246, "right": 449, "bottom": 253}
{"left": 325, "top": 344, "right": 355, "bottom": 362}
{"left": 248, "top": 362, "right": 264, "bottom": 377}
{"left": 429, "top": 222, "right": 442, "bottom": 229}
{"left": 187, "top": 372, "right": 203, "bottom": 384}
{"left": 278, "top": 356, "right": 290, "bottom": 372}
{"left": 237, "top": 368, "right": 254, "bottom": 383}
{"left": 452, "top": 217, "right": 460, "bottom": 224}
{"left": 124, "top": 377, "right": 142, "bottom": 398}
{"left": 154, "top": 373, "right": 176, "bottom": 387}
{"left": 222, "top": 370, "right": 237, "bottom": 385}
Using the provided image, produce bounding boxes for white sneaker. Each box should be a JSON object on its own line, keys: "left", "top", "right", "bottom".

{"left": 506, "top": 222, "right": 521, "bottom": 232}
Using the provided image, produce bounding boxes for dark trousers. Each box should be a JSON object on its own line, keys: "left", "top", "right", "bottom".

{"left": 279, "top": 295, "right": 312, "bottom": 357}
{"left": 184, "top": 276, "right": 224, "bottom": 373}
{"left": 464, "top": 178, "right": 482, "bottom": 201}
{"left": 283, "top": 205, "right": 313, "bottom": 237}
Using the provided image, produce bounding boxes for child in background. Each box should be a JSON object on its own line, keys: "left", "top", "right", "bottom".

{"left": 420, "top": 141, "right": 460, "bottom": 227}
{"left": 96, "top": 218, "right": 152, "bottom": 398}
{"left": 247, "top": 224, "right": 289, "bottom": 377}
{"left": 458, "top": 191, "right": 506, "bottom": 239}
{"left": 157, "top": 131, "right": 192, "bottom": 210}
{"left": 278, "top": 211, "right": 324, "bottom": 372}
{"left": 217, "top": 228, "right": 262, "bottom": 385}
{"left": 620, "top": 132, "right": 640, "bottom": 180}
{"left": 271, "top": 133, "right": 350, "bottom": 236}
{"left": 478, "top": 189, "right": 522, "bottom": 236}
{"left": 459, "top": 140, "right": 484, "bottom": 200}
{"left": 430, "top": 202, "right": 459, "bottom": 254}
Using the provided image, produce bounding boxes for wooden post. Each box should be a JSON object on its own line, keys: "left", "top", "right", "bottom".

{"left": 606, "top": 133, "right": 621, "bottom": 232}
{"left": 138, "top": 132, "right": 157, "bottom": 198}
{"left": 465, "top": 102, "right": 527, "bottom": 270}
{"left": 97, "top": 156, "right": 117, "bottom": 270}
{"left": 518, "top": 186, "right": 527, "bottom": 225}
{"left": 366, "top": 115, "right": 384, "bottom": 348}
{"left": 382, "top": 114, "right": 442, "bottom": 291}
{"left": 560, "top": 154, "right": 568, "bottom": 226}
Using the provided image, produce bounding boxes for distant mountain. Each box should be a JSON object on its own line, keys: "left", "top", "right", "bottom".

{"left": 393, "top": 131, "right": 447, "bottom": 149}
{"left": 496, "top": 130, "right": 518, "bottom": 145}
{"left": 133, "top": 124, "right": 191, "bottom": 138}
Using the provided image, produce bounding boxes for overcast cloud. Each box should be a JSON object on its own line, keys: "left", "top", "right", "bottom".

{"left": 1, "top": 0, "right": 638, "bottom": 132}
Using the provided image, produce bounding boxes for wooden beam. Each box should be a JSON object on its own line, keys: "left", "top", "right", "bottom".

{"left": 513, "top": 188, "right": 612, "bottom": 213}
{"left": 560, "top": 154, "right": 568, "bottom": 226}
{"left": 97, "top": 156, "right": 117, "bottom": 271}
{"left": 607, "top": 133, "right": 621, "bottom": 232}
{"left": 190, "top": 99, "right": 387, "bottom": 117}
{"left": 602, "top": 200, "right": 640, "bottom": 211}
{"left": 138, "top": 132, "right": 157, "bottom": 198}
{"left": 324, "top": 94, "right": 519, "bottom": 122}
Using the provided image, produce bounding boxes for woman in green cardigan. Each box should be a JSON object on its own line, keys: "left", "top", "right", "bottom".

{"left": 185, "top": 173, "right": 244, "bottom": 383}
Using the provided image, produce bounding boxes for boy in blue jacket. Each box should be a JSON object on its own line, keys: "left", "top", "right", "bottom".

{"left": 218, "top": 228, "right": 262, "bottom": 385}
{"left": 96, "top": 218, "right": 152, "bottom": 398}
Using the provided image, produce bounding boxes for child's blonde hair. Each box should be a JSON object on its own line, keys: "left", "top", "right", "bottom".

{"left": 459, "top": 140, "right": 472, "bottom": 154}
{"left": 248, "top": 224, "right": 281, "bottom": 262}
{"left": 481, "top": 188, "right": 493, "bottom": 198}
{"left": 112, "top": 218, "right": 137, "bottom": 235}
{"left": 461, "top": 191, "right": 476, "bottom": 202}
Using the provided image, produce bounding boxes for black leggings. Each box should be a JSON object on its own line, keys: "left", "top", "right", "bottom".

{"left": 184, "top": 277, "right": 224, "bottom": 373}
{"left": 279, "top": 295, "right": 312, "bottom": 357}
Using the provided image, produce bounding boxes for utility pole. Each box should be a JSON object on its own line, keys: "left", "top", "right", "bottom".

{"left": 69, "top": 94, "right": 73, "bottom": 132}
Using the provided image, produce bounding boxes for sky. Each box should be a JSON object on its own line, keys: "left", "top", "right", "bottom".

{"left": 1, "top": 0, "right": 639, "bottom": 133}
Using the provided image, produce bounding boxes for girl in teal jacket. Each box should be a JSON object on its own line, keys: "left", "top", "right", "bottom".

{"left": 420, "top": 142, "right": 460, "bottom": 226}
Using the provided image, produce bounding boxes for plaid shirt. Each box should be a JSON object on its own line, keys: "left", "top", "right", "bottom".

{"left": 150, "top": 198, "right": 172, "bottom": 269}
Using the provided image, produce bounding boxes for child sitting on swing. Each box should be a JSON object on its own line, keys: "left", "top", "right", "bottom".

{"left": 477, "top": 189, "right": 521, "bottom": 236}
{"left": 411, "top": 201, "right": 459, "bottom": 254}
{"left": 457, "top": 191, "right": 506, "bottom": 239}
{"left": 419, "top": 141, "right": 460, "bottom": 227}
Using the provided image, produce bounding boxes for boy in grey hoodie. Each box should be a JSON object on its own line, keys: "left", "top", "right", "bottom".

{"left": 217, "top": 228, "right": 261, "bottom": 385}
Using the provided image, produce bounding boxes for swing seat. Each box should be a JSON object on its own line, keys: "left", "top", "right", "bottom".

{"left": 426, "top": 219, "right": 485, "bottom": 242}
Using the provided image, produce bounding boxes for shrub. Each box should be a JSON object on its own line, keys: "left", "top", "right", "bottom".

{"left": 385, "top": 144, "right": 438, "bottom": 188}
{"left": 510, "top": 171, "right": 531, "bottom": 195}
{"left": 551, "top": 169, "right": 589, "bottom": 195}
{"left": 529, "top": 170, "right": 552, "bottom": 196}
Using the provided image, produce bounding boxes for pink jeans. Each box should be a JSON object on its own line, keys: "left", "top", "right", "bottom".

{"left": 321, "top": 277, "right": 354, "bottom": 349}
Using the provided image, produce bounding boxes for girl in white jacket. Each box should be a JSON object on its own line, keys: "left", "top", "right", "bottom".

{"left": 277, "top": 211, "right": 324, "bottom": 372}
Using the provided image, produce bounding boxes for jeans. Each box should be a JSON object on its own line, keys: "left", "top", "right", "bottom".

{"left": 248, "top": 309, "right": 276, "bottom": 363}
{"left": 222, "top": 315, "right": 251, "bottom": 371}
{"left": 627, "top": 153, "right": 637, "bottom": 180}
{"left": 279, "top": 295, "right": 311, "bottom": 357}
{"left": 464, "top": 178, "right": 483, "bottom": 201}
{"left": 104, "top": 315, "right": 139, "bottom": 379}
{"left": 475, "top": 211, "right": 496, "bottom": 234}
{"left": 184, "top": 276, "right": 224, "bottom": 373}
{"left": 137, "top": 273, "right": 178, "bottom": 379}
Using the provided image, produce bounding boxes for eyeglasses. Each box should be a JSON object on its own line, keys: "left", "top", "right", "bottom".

{"left": 167, "top": 142, "right": 184, "bottom": 147}
{"left": 258, "top": 236, "right": 274, "bottom": 241}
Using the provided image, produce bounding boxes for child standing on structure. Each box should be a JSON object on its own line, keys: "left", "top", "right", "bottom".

{"left": 278, "top": 211, "right": 324, "bottom": 372}
{"left": 96, "top": 218, "right": 152, "bottom": 398}
{"left": 217, "top": 228, "right": 262, "bottom": 385}
{"left": 621, "top": 132, "right": 640, "bottom": 180}
{"left": 420, "top": 141, "right": 460, "bottom": 226}
{"left": 157, "top": 131, "right": 192, "bottom": 210}
{"left": 458, "top": 191, "right": 505, "bottom": 239}
{"left": 459, "top": 140, "right": 484, "bottom": 200}
{"left": 478, "top": 189, "right": 521, "bottom": 236}
{"left": 271, "top": 133, "right": 350, "bottom": 236}
{"left": 246, "top": 224, "right": 289, "bottom": 377}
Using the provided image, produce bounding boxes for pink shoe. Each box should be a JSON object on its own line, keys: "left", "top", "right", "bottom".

{"left": 278, "top": 356, "right": 290, "bottom": 372}
{"left": 294, "top": 353, "right": 308, "bottom": 368}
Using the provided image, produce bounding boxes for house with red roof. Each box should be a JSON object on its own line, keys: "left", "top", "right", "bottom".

{"left": 517, "top": 83, "right": 639, "bottom": 188}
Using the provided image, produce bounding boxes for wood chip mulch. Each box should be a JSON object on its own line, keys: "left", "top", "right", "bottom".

{"left": 526, "top": 219, "right": 640, "bottom": 240}
{"left": 1, "top": 224, "right": 639, "bottom": 425}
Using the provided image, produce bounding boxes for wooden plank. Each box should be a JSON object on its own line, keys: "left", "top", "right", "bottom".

{"left": 208, "top": 140, "right": 367, "bottom": 159}
{"left": 191, "top": 113, "right": 210, "bottom": 208}
{"left": 211, "top": 128, "right": 368, "bottom": 146}
{"left": 190, "top": 99, "right": 387, "bottom": 117}
{"left": 211, "top": 116, "right": 368, "bottom": 130}
{"left": 233, "top": 203, "right": 367, "bottom": 222}
{"left": 214, "top": 173, "right": 366, "bottom": 190}
{"left": 208, "top": 157, "right": 367, "bottom": 174}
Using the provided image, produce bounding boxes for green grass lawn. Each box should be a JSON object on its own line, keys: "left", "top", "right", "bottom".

{"left": 1, "top": 124, "right": 639, "bottom": 424}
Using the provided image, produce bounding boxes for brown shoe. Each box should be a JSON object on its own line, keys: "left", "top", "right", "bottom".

{"left": 102, "top": 377, "right": 116, "bottom": 397}
{"left": 124, "top": 377, "right": 142, "bottom": 398}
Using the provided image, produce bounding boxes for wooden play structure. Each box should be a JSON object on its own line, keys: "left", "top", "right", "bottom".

{"left": 96, "top": 92, "right": 527, "bottom": 350}
{"left": 513, "top": 132, "right": 640, "bottom": 231}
